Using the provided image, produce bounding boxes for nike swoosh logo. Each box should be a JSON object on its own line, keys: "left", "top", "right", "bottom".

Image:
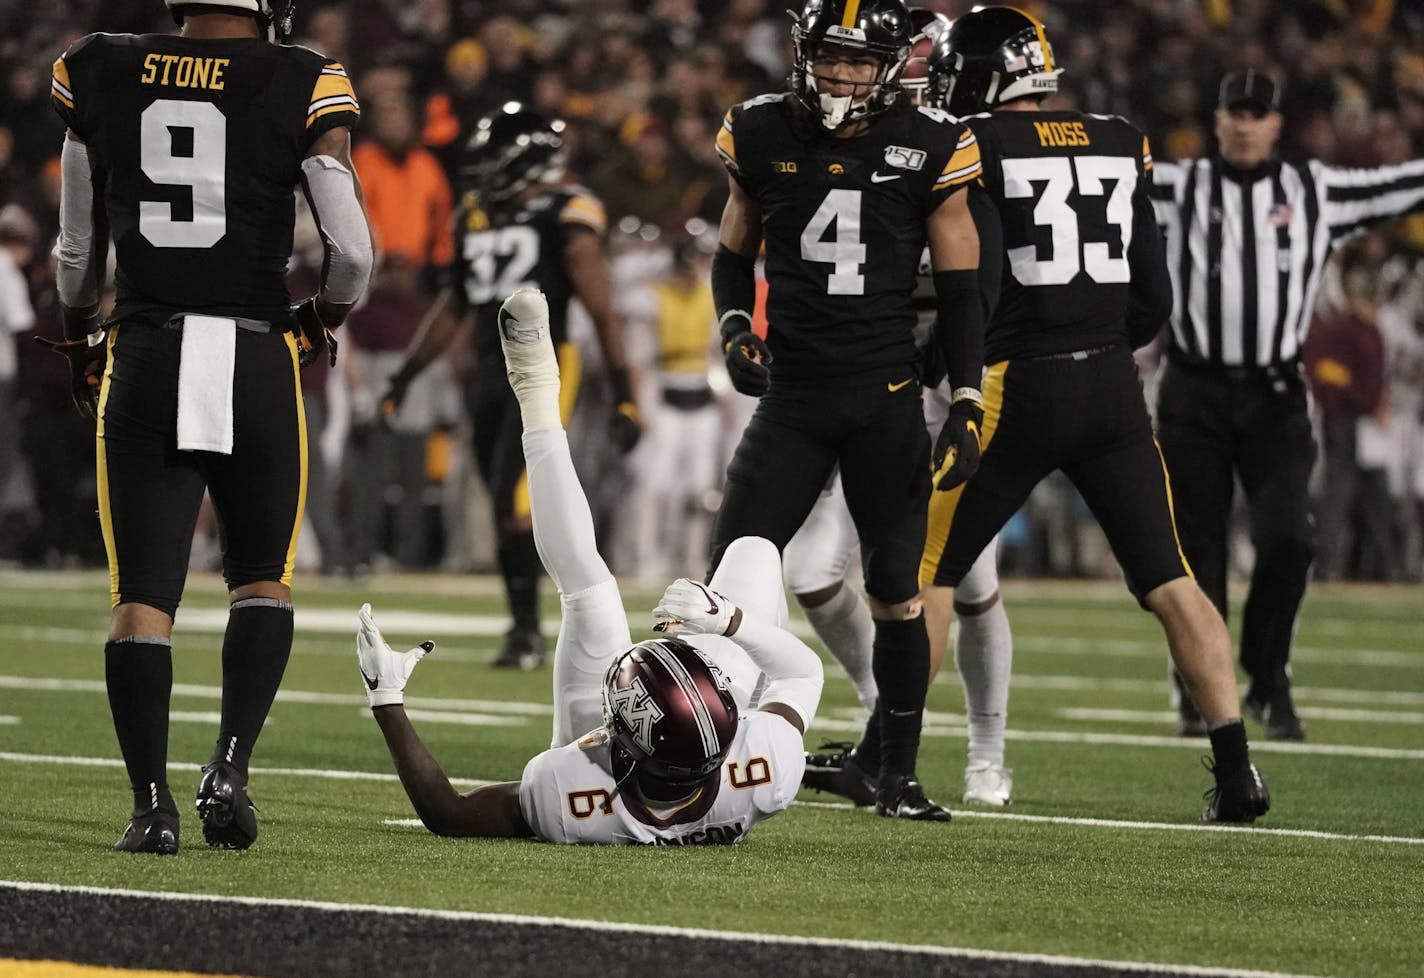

{"left": 692, "top": 581, "right": 719, "bottom": 614}
{"left": 870, "top": 172, "right": 901, "bottom": 183}
{"left": 887, "top": 378, "right": 914, "bottom": 392}
{"left": 360, "top": 667, "right": 379, "bottom": 691}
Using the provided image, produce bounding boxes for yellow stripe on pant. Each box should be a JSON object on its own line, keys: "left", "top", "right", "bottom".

{"left": 919, "top": 361, "right": 1009, "bottom": 588}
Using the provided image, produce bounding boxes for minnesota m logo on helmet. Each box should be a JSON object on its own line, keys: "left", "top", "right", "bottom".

{"left": 606, "top": 676, "right": 665, "bottom": 754}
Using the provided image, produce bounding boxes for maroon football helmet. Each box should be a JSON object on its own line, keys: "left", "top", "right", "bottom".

{"left": 902, "top": 8, "right": 950, "bottom": 107}
{"left": 602, "top": 638, "right": 739, "bottom": 799}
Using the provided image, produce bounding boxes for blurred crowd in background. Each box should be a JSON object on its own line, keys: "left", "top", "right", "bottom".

{"left": 2, "top": 0, "right": 1424, "bottom": 584}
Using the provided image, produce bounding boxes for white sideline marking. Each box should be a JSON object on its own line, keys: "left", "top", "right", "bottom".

{"left": 402, "top": 708, "right": 526, "bottom": 727}
{"left": 0, "top": 879, "right": 1345, "bottom": 978}
{"left": 1011, "top": 674, "right": 1424, "bottom": 707}
{"left": 1012, "top": 635, "right": 1420, "bottom": 668}
{"left": 2, "top": 750, "right": 1419, "bottom": 848}
{"left": 792, "top": 799, "right": 1424, "bottom": 845}
{"left": 1060, "top": 707, "right": 1424, "bottom": 727}
{"left": 0, "top": 716, "right": 17, "bottom": 725}
{"left": 5, "top": 674, "right": 1420, "bottom": 760}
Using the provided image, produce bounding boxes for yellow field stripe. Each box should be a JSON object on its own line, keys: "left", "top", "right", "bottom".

{"left": 1, "top": 960, "right": 253, "bottom": 978}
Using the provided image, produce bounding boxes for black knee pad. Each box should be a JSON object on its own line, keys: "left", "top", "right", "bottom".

{"left": 863, "top": 541, "right": 921, "bottom": 607}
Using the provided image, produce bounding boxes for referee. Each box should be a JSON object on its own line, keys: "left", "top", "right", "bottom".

{"left": 1151, "top": 71, "right": 1424, "bottom": 740}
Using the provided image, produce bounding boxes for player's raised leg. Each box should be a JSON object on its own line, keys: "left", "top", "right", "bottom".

{"left": 500, "top": 288, "right": 632, "bottom": 746}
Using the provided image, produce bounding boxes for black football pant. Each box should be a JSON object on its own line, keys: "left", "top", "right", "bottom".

{"left": 98, "top": 323, "right": 307, "bottom": 616}
{"left": 1156, "top": 358, "right": 1316, "bottom": 700}
{"left": 709, "top": 376, "right": 930, "bottom": 605}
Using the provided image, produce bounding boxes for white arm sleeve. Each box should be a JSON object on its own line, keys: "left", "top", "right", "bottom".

{"left": 727, "top": 614, "right": 823, "bottom": 731}
{"left": 55, "top": 137, "right": 103, "bottom": 311}
{"left": 301, "top": 154, "right": 374, "bottom": 307}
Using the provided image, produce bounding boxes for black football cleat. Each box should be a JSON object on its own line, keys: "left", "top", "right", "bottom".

{"left": 1244, "top": 689, "right": 1307, "bottom": 741}
{"left": 801, "top": 742, "right": 877, "bottom": 807}
{"left": 492, "top": 627, "right": 547, "bottom": 670}
{"left": 1201, "top": 758, "right": 1271, "bottom": 823}
{"left": 113, "top": 808, "right": 179, "bottom": 855}
{"left": 875, "top": 774, "right": 951, "bottom": 822}
{"left": 196, "top": 761, "right": 259, "bottom": 850}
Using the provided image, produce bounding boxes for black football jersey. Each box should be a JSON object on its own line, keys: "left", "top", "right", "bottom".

{"left": 454, "top": 186, "right": 606, "bottom": 362}
{"left": 966, "top": 110, "right": 1157, "bottom": 361}
{"left": 51, "top": 33, "right": 361, "bottom": 329}
{"left": 716, "top": 94, "right": 981, "bottom": 382}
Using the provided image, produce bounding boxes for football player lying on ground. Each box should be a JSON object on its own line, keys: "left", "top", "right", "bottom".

{"left": 355, "top": 288, "right": 824, "bottom": 844}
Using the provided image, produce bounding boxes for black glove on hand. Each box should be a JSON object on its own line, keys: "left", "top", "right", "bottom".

{"left": 293, "top": 297, "right": 338, "bottom": 369}
{"left": 932, "top": 394, "right": 984, "bottom": 491}
{"left": 35, "top": 333, "right": 106, "bottom": 421}
{"left": 607, "top": 366, "right": 642, "bottom": 454}
{"left": 380, "top": 363, "right": 419, "bottom": 420}
{"left": 723, "top": 330, "right": 773, "bottom": 397}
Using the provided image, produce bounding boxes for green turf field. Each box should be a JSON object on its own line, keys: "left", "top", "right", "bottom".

{"left": 1, "top": 570, "right": 1419, "bottom": 977}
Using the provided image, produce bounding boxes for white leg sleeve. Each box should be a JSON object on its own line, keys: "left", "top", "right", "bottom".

{"left": 550, "top": 578, "right": 631, "bottom": 748}
{"left": 522, "top": 426, "right": 611, "bottom": 596}
{"left": 954, "top": 537, "right": 1012, "bottom": 765}
{"left": 802, "top": 584, "right": 878, "bottom": 711}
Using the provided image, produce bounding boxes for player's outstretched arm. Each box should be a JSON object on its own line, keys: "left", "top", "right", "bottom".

{"left": 653, "top": 577, "right": 823, "bottom": 733}
{"left": 357, "top": 604, "right": 533, "bottom": 839}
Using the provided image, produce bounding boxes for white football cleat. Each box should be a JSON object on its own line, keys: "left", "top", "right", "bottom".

{"left": 963, "top": 760, "right": 1013, "bottom": 806}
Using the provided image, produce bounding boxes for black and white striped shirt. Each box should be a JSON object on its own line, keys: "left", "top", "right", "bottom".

{"left": 1150, "top": 157, "right": 1424, "bottom": 366}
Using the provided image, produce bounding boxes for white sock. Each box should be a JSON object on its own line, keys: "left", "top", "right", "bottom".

{"left": 512, "top": 373, "right": 560, "bottom": 430}
{"left": 802, "top": 584, "right": 878, "bottom": 711}
{"left": 954, "top": 597, "right": 1013, "bottom": 765}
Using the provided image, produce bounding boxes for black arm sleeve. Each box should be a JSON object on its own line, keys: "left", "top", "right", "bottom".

{"left": 933, "top": 269, "right": 985, "bottom": 394}
{"left": 711, "top": 244, "right": 757, "bottom": 343}
{"left": 967, "top": 184, "right": 1003, "bottom": 325}
{"left": 1126, "top": 182, "right": 1172, "bottom": 349}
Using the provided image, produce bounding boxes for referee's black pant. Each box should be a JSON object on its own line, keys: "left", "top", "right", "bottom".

{"left": 1156, "top": 356, "right": 1317, "bottom": 700}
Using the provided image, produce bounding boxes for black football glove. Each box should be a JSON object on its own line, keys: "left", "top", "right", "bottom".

{"left": 292, "top": 297, "right": 339, "bottom": 369}
{"left": 380, "top": 363, "right": 419, "bottom": 420}
{"left": 607, "top": 365, "right": 642, "bottom": 454}
{"left": 932, "top": 394, "right": 984, "bottom": 491}
{"left": 35, "top": 332, "right": 107, "bottom": 422}
{"left": 723, "top": 330, "right": 773, "bottom": 397}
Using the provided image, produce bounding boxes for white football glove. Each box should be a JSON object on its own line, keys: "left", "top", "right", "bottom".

{"left": 652, "top": 578, "right": 737, "bottom": 637}
{"left": 356, "top": 602, "right": 435, "bottom": 707}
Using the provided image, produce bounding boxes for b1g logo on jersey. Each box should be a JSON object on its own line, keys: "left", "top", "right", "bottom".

{"left": 607, "top": 676, "right": 664, "bottom": 753}
{"left": 883, "top": 146, "right": 926, "bottom": 171}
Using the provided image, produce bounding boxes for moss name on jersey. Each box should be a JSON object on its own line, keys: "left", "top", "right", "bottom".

{"left": 966, "top": 110, "right": 1155, "bottom": 361}
{"left": 455, "top": 187, "right": 607, "bottom": 362}
{"left": 51, "top": 32, "right": 360, "bottom": 329}
{"left": 715, "top": 93, "right": 981, "bottom": 382}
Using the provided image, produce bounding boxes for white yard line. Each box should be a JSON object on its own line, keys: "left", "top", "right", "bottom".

{"left": 0, "top": 879, "right": 1353, "bottom": 978}
{"left": 2, "top": 750, "right": 1420, "bottom": 848}
{"left": 1059, "top": 707, "right": 1424, "bottom": 726}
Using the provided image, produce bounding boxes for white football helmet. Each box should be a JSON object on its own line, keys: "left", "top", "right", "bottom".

{"left": 165, "top": 0, "right": 297, "bottom": 41}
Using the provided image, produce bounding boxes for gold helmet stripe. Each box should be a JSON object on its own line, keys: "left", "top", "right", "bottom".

{"left": 840, "top": 0, "right": 862, "bottom": 29}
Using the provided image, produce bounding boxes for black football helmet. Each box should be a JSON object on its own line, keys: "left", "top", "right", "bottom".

{"left": 461, "top": 103, "right": 567, "bottom": 205}
{"left": 927, "top": 5, "right": 1063, "bottom": 118}
{"left": 791, "top": 0, "right": 913, "bottom": 130}
{"left": 603, "top": 638, "right": 739, "bottom": 801}
{"left": 165, "top": 0, "right": 297, "bottom": 40}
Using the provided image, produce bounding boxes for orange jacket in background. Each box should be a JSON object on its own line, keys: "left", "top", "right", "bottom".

{"left": 351, "top": 142, "right": 454, "bottom": 267}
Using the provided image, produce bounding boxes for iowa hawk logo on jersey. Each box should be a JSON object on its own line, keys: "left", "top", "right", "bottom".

{"left": 715, "top": 93, "right": 980, "bottom": 381}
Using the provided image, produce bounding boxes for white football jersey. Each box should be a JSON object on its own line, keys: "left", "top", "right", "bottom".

{"left": 518, "top": 711, "right": 804, "bottom": 845}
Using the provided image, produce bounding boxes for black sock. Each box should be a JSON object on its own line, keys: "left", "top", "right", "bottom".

{"left": 105, "top": 638, "right": 176, "bottom": 815}
{"left": 870, "top": 613, "right": 930, "bottom": 779}
{"left": 498, "top": 531, "right": 542, "bottom": 634}
{"left": 211, "top": 597, "right": 294, "bottom": 778}
{"left": 855, "top": 703, "right": 882, "bottom": 776}
{"left": 1208, "top": 718, "right": 1251, "bottom": 776}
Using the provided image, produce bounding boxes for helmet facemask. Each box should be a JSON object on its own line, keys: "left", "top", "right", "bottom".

{"left": 789, "top": 1, "right": 912, "bottom": 131}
